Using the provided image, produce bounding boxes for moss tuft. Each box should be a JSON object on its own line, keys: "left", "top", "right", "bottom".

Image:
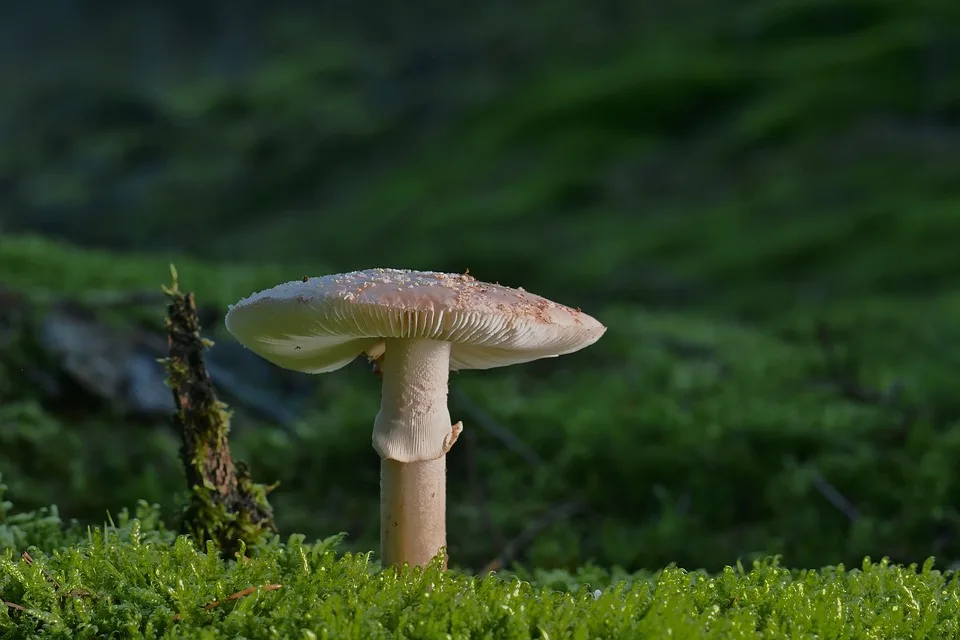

{"left": 162, "top": 267, "right": 277, "bottom": 557}
{"left": 2, "top": 497, "right": 959, "bottom": 638}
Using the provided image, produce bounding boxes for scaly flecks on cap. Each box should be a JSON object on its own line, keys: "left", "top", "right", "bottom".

{"left": 225, "top": 268, "right": 606, "bottom": 374}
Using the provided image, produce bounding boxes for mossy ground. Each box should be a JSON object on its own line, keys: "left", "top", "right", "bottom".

{"left": 3, "top": 235, "right": 960, "bottom": 576}
{"left": 3, "top": 489, "right": 960, "bottom": 639}
{"left": 2, "top": 0, "right": 960, "bottom": 634}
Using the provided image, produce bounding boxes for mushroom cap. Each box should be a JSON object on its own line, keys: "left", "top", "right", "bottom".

{"left": 225, "top": 268, "right": 606, "bottom": 373}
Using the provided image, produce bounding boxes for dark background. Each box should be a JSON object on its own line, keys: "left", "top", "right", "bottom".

{"left": 2, "top": 0, "right": 960, "bottom": 574}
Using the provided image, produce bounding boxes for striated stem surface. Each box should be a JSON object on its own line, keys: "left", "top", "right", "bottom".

{"left": 373, "top": 338, "right": 454, "bottom": 462}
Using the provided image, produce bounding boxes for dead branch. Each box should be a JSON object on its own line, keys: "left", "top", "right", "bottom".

{"left": 163, "top": 265, "right": 276, "bottom": 556}
{"left": 450, "top": 389, "right": 543, "bottom": 468}
{"left": 482, "top": 501, "right": 584, "bottom": 573}
{"left": 815, "top": 321, "right": 899, "bottom": 407}
{"left": 173, "top": 584, "right": 282, "bottom": 621}
{"left": 810, "top": 469, "right": 860, "bottom": 523}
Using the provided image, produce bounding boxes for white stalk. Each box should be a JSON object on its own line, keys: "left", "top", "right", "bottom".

{"left": 373, "top": 338, "right": 456, "bottom": 462}
{"left": 380, "top": 457, "right": 448, "bottom": 569}
{"left": 373, "top": 338, "right": 462, "bottom": 568}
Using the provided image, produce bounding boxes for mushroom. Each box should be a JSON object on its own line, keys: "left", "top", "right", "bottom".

{"left": 224, "top": 268, "right": 606, "bottom": 569}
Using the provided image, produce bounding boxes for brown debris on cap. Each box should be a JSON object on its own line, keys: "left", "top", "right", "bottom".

{"left": 225, "top": 268, "right": 606, "bottom": 374}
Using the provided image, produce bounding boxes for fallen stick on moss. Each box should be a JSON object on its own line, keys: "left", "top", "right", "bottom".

{"left": 3, "top": 551, "right": 96, "bottom": 616}
{"left": 172, "top": 584, "right": 282, "bottom": 621}
{"left": 162, "top": 265, "right": 277, "bottom": 557}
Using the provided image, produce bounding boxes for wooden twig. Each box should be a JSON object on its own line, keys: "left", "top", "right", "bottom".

{"left": 450, "top": 389, "right": 543, "bottom": 468}
{"left": 810, "top": 469, "right": 860, "bottom": 522}
{"left": 462, "top": 427, "right": 505, "bottom": 551}
{"left": 815, "top": 322, "right": 896, "bottom": 407}
{"left": 22, "top": 551, "right": 61, "bottom": 589}
{"left": 482, "top": 501, "right": 584, "bottom": 573}
{"left": 163, "top": 265, "right": 276, "bottom": 555}
{"left": 173, "top": 584, "right": 282, "bottom": 621}
{"left": 6, "top": 551, "right": 94, "bottom": 614}
{"left": 813, "top": 320, "right": 918, "bottom": 445}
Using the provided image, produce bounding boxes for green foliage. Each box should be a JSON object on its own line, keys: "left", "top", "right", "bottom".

{"left": 4, "top": 3, "right": 960, "bottom": 312}
{"left": 0, "top": 236, "right": 307, "bottom": 311}
{"left": 3, "top": 236, "right": 960, "bottom": 575}
{"left": 0, "top": 473, "right": 173, "bottom": 554}
{"left": 2, "top": 499, "right": 960, "bottom": 638}
{"left": 0, "top": 399, "right": 182, "bottom": 526}
{"left": 3, "top": 0, "right": 960, "bottom": 611}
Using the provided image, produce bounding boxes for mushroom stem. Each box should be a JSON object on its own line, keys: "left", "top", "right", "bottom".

{"left": 373, "top": 338, "right": 461, "bottom": 568}
{"left": 381, "top": 457, "right": 447, "bottom": 568}
{"left": 373, "top": 338, "right": 456, "bottom": 463}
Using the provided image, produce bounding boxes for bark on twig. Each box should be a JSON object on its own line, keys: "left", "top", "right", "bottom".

{"left": 162, "top": 265, "right": 277, "bottom": 556}
{"left": 172, "top": 584, "right": 282, "bottom": 621}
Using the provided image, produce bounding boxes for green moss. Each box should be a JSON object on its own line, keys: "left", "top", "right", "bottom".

{"left": 0, "top": 400, "right": 182, "bottom": 525}
{"left": 3, "top": 235, "right": 960, "bottom": 574}
{"left": 5, "top": 3, "right": 960, "bottom": 315}
{"left": 3, "top": 0, "right": 960, "bottom": 569}
{"left": 1, "top": 497, "right": 959, "bottom": 638}
{"left": 2, "top": 7, "right": 959, "bottom": 634}
{"left": 0, "top": 235, "right": 307, "bottom": 311}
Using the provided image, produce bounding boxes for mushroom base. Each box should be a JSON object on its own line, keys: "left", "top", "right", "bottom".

{"left": 380, "top": 457, "right": 447, "bottom": 568}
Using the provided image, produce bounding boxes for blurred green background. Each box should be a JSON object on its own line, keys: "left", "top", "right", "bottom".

{"left": 2, "top": 0, "right": 960, "bottom": 573}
